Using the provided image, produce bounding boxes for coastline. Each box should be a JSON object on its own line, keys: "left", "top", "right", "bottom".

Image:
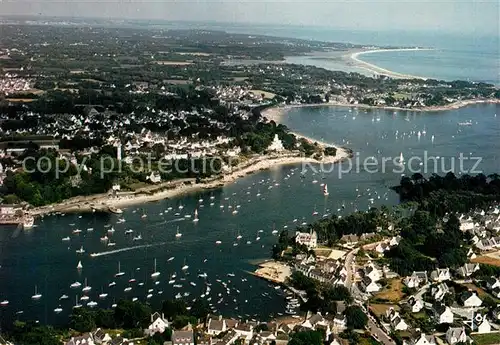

{"left": 349, "top": 48, "right": 433, "bottom": 80}
{"left": 262, "top": 98, "right": 500, "bottom": 123}
{"left": 31, "top": 149, "right": 349, "bottom": 216}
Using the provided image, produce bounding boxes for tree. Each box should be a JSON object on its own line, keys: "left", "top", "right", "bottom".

{"left": 11, "top": 321, "right": 61, "bottom": 345}
{"left": 190, "top": 299, "right": 210, "bottom": 322}
{"left": 114, "top": 300, "right": 152, "bottom": 329}
{"left": 70, "top": 307, "right": 96, "bottom": 333}
{"left": 345, "top": 306, "right": 368, "bottom": 329}
{"left": 161, "top": 299, "right": 187, "bottom": 320}
{"left": 288, "top": 330, "right": 323, "bottom": 345}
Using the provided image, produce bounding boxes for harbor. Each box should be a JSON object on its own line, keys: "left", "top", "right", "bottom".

{"left": 0, "top": 103, "right": 498, "bottom": 327}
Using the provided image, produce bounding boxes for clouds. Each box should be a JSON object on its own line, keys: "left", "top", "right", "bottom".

{"left": 0, "top": 0, "right": 498, "bottom": 35}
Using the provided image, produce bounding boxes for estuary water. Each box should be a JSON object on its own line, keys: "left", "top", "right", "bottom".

{"left": 0, "top": 103, "right": 499, "bottom": 326}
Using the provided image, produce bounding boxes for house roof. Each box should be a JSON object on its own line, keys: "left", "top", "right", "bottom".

{"left": 235, "top": 323, "right": 253, "bottom": 332}
{"left": 208, "top": 319, "right": 224, "bottom": 331}
{"left": 446, "top": 327, "right": 465, "bottom": 339}
{"left": 172, "top": 330, "right": 194, "bottom": 344}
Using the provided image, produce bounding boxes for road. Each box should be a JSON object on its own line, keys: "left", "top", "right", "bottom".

{"left": 367, "top": 316, "right": 395, "bottom": 345}
{"left": 343, "top": 243, "right": 395, "bottom": 345}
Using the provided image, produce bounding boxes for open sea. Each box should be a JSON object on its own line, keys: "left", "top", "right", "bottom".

{"left": 179, "top": 22, "right": 499, "bottom": 84}
{"left": 0, "top": 24, "right": 499, "bottom": 327}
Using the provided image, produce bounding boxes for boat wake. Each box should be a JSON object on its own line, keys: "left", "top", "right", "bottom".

{"left": 90, "top": 242, "right": 167, "bottom": 258}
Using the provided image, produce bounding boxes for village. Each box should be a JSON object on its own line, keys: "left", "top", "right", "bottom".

{"left": 252, "top": 205, "right": 500, "bottom": 345}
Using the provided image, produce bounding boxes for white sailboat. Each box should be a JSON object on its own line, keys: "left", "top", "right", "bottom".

{"left": 76, "top": 246, "right": 85, "bottom": 254}
{"left": 151, "top": 258, "right": 161, "bottom": 278}
{"left": 31, "top": 285, "right": 42, "bottom": 300}
{"left": 98, "top": 288, "right": 108, "bottom": 299}
{"left": 133, "top": 233, "right": 142, "bottom": 241}
{"left": 77, "top": 261, "right": 83, "bottom": 270}
{"left": 70, "top": 281, "right": 81, "bottom": 289}
{"left": 272, "top": 223, "right": 278, "bottom": 234}
{"left": 73, "top": 295, "right": 82, "bottom": 309}
{"left": 181, "top": 259, "right": 189, "bottom": 271}
{"left": 82, "top": 278, "right": 92, "bottom": 293}
{"left": 323, "top": 184, "right": 329, "bottom": 196}
{"left": 115, "top": 262, "right": 125, "bottom": 277}
{"left": 193, "top": 209, "right": 199, "bottom": 223}
{"left": 399, "top": 152, "right": 404, "bottom": 163}
{"left": 236, "top": 231, "right": 242, "bottom": 240}
{"left": 175, "top": 226, "right": 182, "bottom": 238}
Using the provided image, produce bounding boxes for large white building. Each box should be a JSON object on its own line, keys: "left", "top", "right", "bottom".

{"left": 295, "top": 231, "right": 318, "bottom": 248}
{"left": 267, "top": 134, "right": 284, "bottom": 152}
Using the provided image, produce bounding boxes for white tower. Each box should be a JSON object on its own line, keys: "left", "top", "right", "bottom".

{"left": 116, "top": 142, "right": 122, "bottom": 161}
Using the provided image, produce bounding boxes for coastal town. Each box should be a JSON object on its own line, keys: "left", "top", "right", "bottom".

{"left": 0, "top": 15, "right": 499, "bottom": 345}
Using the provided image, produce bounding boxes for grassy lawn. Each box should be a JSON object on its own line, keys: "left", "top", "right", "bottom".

{"left": 249, "top": 89, "right": 276, "bottom": 99}
{"left": 375, "top": 279, "right": 405, "bottom": 302}
{"left": 412, "top": 311, "right": 428, "bottom": 320}
{"left": 369, "top": 304, "right": 399, "bottom": 318}
{"left": 471, "top": 333, "right": 500, "bottom": 345}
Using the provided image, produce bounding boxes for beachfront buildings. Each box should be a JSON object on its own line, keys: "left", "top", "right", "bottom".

{"left": 267, "top": 134, "right": 285, "bottom": 152}
{"left": 295, "top": 230, "right": 318, "bottom": 248}
{"left": 145, "top": 312, "right": 170, "bottom": 336}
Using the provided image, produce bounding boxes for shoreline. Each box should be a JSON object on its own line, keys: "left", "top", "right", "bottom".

{"left": 349, "top": 48, "right": 433, "bottom": 80}
{"left": 31, "top": 149, "right": 349, "bottom": 216}
{"left": 262, "top": 98, "right": 500, "bottom": 123}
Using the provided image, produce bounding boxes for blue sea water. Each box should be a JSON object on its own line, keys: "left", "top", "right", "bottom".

{"left": 0, "top": 21, "right": 498, "bottom": 327}
{"left": 174, "top": 22, "right": 499, "bottom": 84}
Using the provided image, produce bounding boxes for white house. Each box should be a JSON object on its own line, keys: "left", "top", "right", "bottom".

{"left": 147, "top": 172, "right": 162, "bottom": 184}
{"left": 172, "top": 330, "right": 194, "bottom": 345}
{"left": 65, "top": 334, "right": 95, "bottom": 345}
{"left": 408, "top": 296, "right": 424, "bottom": 313}
{"left": 404, "top": 271, "right": 427, "bottom": 289}
{"left": 295, "top": 231, "right": 318, "bottom": 248}
{"left": 431, "top": 283, "right": 450, "bottom": 301}
{"left": 364, "top": 263, "right": 382, "bottom": 282}
{"left": 146, "top": 312, "right": 169, "bottom": 336}
{"left": 267, "top": 134, "right": 285, "bottom": 152}
{"left": 207, "top": 318, "right": 227, "bottom": 335}
{"left": 392, "top": 316, "right": 409, "bottom": 331}
{"left": 461, "top": 291, "right": 482, "bottom": 308}
{"left": 92, "top": 329, "right": 112, "bottom": 344}
{"left": 333, "top": 313, "right": 347, "bottom": 330}
{"left": 375, "top": 242, "right": 390, "bottom": 254}
{"left": 467, "top": 248, "right": 477, "bottom": 260}
{"left": 403, "top": 334, "right": 436, "bottom": 345}
{"left": 477, "top": 317, "right": 492, "bottom": 334}
{"left": 389, "top": 236, "right": 401, "bottom": 247}
{"left": 456, "top": 263, "right": 480, "bottom": 277}
{"left": 433, "top": 304, "right": 454, "bottom": 324}
{"left": 386, "top": 308, "right": 408, "bottom": 331}
{"left": 430, "top": 268, "right": 451, "bottom": 282}
{"left": 234, "top": 323, "right": 254, "bottom": 341}
{"left": 445, "top": 327, "right": 467, "bottom": 345}
{"left": 486, "top": 277, "right": 500, "bottom": 290}
{"left": 360, "top": 276, "right": 380, "bottom": 293}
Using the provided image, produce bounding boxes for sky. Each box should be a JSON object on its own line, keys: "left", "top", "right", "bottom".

{"left": 0, "top": 0, "right": 498, "bottom": 36}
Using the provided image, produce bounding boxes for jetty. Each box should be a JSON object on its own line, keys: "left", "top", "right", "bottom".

{"left": 249, "top": 260, "right": 292, "bottom": 284}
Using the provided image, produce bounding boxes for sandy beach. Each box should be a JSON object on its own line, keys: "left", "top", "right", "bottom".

{"left": 31, "top": 147, "right": 349, "bottom": 216}
{"left": 349, "top": 48, "right": 433, "bottom": 80}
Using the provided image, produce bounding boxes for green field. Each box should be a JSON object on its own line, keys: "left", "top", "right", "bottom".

{"left": 472, "top": 333, "right": 500, "bottom": 345}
